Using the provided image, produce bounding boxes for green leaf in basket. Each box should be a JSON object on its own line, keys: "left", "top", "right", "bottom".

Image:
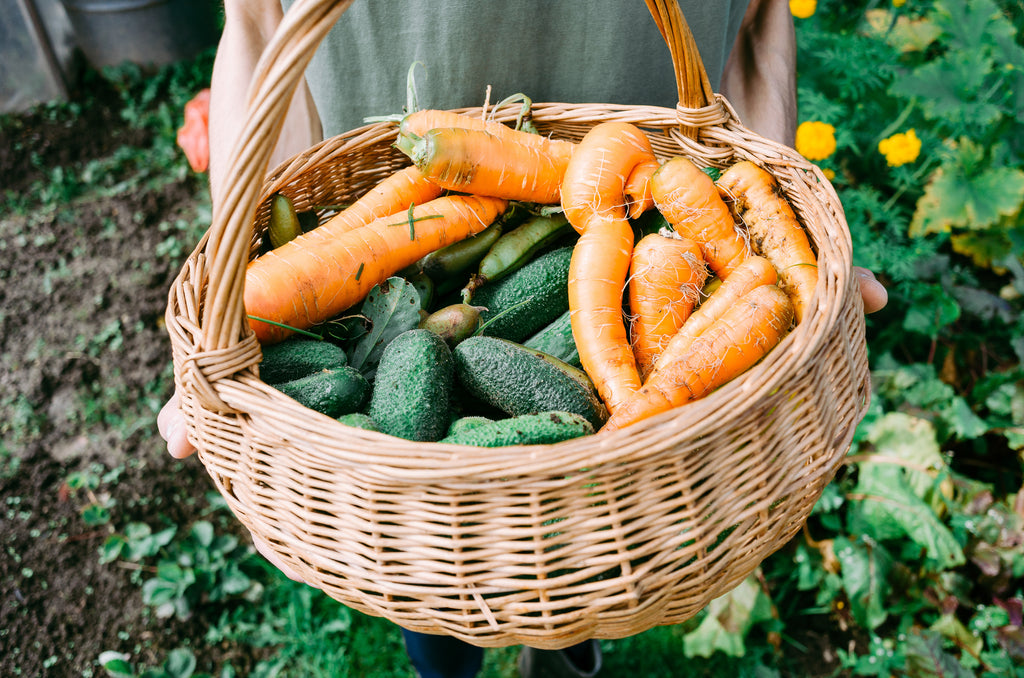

{"left": 347, "top": 276, "right": 422, "bottom": 379}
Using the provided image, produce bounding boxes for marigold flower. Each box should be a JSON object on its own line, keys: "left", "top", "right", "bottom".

{"left": 795, "top": 121, "right": 836, "bottom": 161}
{"left": 822, "top": 168, "right": 836, "bottom": 181}
{"left": 893, "top": 0, "right": 907, "bottom": 6}
{"left": 789, "top": 0, "right": 817, "bottom": 18}
{"left": 878, "top": 129, "right": 921, "bottom": 167}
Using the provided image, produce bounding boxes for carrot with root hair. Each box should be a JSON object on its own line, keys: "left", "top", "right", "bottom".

{"left": 245, "top": 194, "right": 508, "bottom": 344}
{"left": 561, "top": 121, "right": 658, "bottom": 233}
{"left": 628, "top": 233, "right": 707, "bottom": 378}
{"left": 561, "top": 122, "right": 658, "bottom": 411}
{"left": 569, "top": 219, "right": 641, "bottom": 411}
{"left": 623, "top": 157, "right": 660, "bottom": 219}
{"left": 650, "top": 254, "right": 778, "bottom": 375}
{"left": 603, "top": 284, "right": 794, "bottom": 432}
{"left": 395, "top": 127, "right": 569, "bottom": 204}
{"left": 651, "top": 156, "right": 749, "bottom": 279}
{"left": 297, "top": 166, "right": 443, "bottom": 244}
{"left": 398, "top": 108, "right": 575, "bottom": 167}
{"left": 717, "top": 160, "right": 818, "bottom": 322}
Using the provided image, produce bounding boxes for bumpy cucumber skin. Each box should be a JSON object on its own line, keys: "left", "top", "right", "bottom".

{"left": 471, "top": 246, "right": 573, "bottom": 342}
{"left": 369, "top": 329, "right": 454, "bottom": 442}
{"left": 446, "top": 416, "right": 495, "bottom": 437}
{"left": 453, "top": 336, "right": 607, "bottom": 428}
{"left": 522, "top": 309, "right": 581, "bottom": 368}
{"left": 336, "top": 412, "right": 381, "bottom": 432}
{"left": 274, "top": 366, "right": 370, "bottom": 418}
{"left": 440, "top": 411, "right": 594, "bottom": 447}
{"left": 259, "top": 338, "right": 349, "bottom": 384}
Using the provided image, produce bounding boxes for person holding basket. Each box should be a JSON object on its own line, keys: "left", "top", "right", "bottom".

{"left": 159, "top": 1, "right": 888, "bottom": 676}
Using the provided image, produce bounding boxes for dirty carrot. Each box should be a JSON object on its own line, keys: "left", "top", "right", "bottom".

{"left": 569, "top": 219, "right": 642, "bottom": 412}
{"left": 717, "top": 160, "right": 818, "bottom": 322}
{"left": 603, "top": 284, "right": 794, "bottom": 432}
{"left": 628, "top": 233, "right": 707, "bottom": 378}
{"left": 649, "top": 254, "right": 778, "bottom": 375}
{"left": 395, "top": 127, "right": 569, "bottom": 204}
{"left": 301, "top": 165, "right": 443, "bottom": 243}
{"left": 245, "top": 194, "right": 508, "bottom": 344}
{"left": 623, "top": 157, "right": 660, "bottom": 219}
{"left": 399, "top": 108, "right": 575, "bottom": 165}
{"left": 650, "top": 156, "right": 749, "bottom": 279}
{"left": 560, "top": 121, "right": 658, "bottom": 233}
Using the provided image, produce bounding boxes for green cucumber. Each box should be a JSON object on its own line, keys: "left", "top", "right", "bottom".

{"left": 368, "top": 329, "right": 454, "bottom": 441}
{"left": 336, "top": 412, "right": 381, "bottom": 432}
{"left": 274, "top": 367, "right": 370, "bottom": 418}
{"left": 470, "top": 246, "right": 573, "bottom": 342}
{"left": 453, "top": 336, "right": 608, "bottom": 428}
{"left": 259, "top": 337, "right": 349, "bottom": 384}
{"left": 522, "top": 310, "right": 580, "bottom": 368}
{"left": 440, "top": 411, "right": 594, "bottom": 447}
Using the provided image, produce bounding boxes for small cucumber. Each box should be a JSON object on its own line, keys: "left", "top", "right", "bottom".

{"left": 267, "top": 193, "right": 302, "bottom": 249}
{"left": 368, "top": 329, "right": 454, "bottom": 441}
{"left": 419, "top": 303, "right": 483, "bottom": 347}
{"left": 418, "top": 218, "right": 506, "bottom": 282}
{"left": 453, "top": 336, "right": 608, "bottom": 428}
{"left": 440, "top": 411, "right": 594, "bottom": 447}
{"left": 274, "top": 366, "right": 370, "bottom": 418}
{"left": 470, "top": 246, "right": 573, "bottom": 342}
{"left": 336, "top": 412, "right": 381, "bottom": 432}
{"left": 522, "top": 310, "right": 580, "bottom": 368}
{"left": 259, "top": 337, "right": 349, "bottom": 384}
{"left": 446, "top": 415, "right": 495, "bottom": 437}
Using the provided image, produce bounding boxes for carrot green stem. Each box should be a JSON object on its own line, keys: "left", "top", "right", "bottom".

{"left": 246, "top": 316, "right": 323, "bottom": 340}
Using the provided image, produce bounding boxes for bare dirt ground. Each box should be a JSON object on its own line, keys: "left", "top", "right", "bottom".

{"left": 0, "top": 79, "right": 252, "bottom": 677}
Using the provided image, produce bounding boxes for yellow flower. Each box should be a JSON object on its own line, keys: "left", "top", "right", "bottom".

{"left": 878, "top": 129, "right": 921, "bottom": 167}
{"left": 893, "top": 0, "right": 907, "bottom": 6}
{"left": 795, "top": 121, "right": 836, "bottom": 161}
{"left": 790, "top": 0, "right": 817, "bottom": 19}
{"left": 822, "top": 168, "right": 836, "bottom": 181}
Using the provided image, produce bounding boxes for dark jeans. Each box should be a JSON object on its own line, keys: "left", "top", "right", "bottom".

{"left": 402, "top": 628, "right": 597, "bottom": 678}
{"left": 401, "top": 629, "right": 485, "bottom": 678}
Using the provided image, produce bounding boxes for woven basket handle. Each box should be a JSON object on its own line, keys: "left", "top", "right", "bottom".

{"left": 197, "top": 0, "right": 713, "bottom": 360}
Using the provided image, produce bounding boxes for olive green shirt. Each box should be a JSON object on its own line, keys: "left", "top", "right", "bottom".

{"left": 281, "top": 1, "right": 749, "bottom": 138}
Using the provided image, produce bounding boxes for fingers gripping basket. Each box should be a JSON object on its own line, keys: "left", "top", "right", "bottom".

{"left": 166, "top": 0, "right": 871, "bottom": 650}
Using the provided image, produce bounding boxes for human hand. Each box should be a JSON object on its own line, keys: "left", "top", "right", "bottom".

{"left": 157, "top": 390, "right": 305, "bottom": 582}
{"left": 854, "top": 267, "right": 888, "bottom": 314}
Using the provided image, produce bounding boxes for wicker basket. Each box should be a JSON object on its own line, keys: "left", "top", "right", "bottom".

{"left": 166, "top": 0, "right": 870, "bottom": 650}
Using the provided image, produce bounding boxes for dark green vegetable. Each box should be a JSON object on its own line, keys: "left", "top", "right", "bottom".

{"left": 440, "top": 411, "right": 594, "bottom": 447}
{"left": 470, "top": 246, "right": 573, "bottom": 342}
{"left": 259, "top": 337, "right": 348, "bottom": 384}
{"left": 453, "top": 336, "right": 608, "bottom": 428}
{"left": 368, "top": 329, "right": 454, "bottom": 441}
{"left": 274, "top": 367, "right": 370, "bottom": 418}
{"left": 522, "top": 309, "right": 581, "bottom": 368}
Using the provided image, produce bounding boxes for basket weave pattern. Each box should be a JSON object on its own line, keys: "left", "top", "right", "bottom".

{"left": 165, "top": 0, "right": 870, "bottom": 649}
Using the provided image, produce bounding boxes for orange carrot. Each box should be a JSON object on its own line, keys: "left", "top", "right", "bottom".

{"left": 628, "top": 233, "right": 707, "bottom": 378}
{"left": 561, "top": 122, "right": 658, "bottom": 411}
{"left": 649, "top": 254, "right": 778, "bottom": 375}
{"left": 624, "top": 157, "right": 660, "bottom": 219}
{"left": 569, "top": 219, "right": 642, "bottom": 412}
{"left": 717, "top": 161, "right": 818, "bottom": 322}
{"left": 603, "top": 284, "right": 794, "bottom": 432}
{"left": 394, "top": 127, "right": 569, "bottom": 204}
{"left": 301, "top": 166, "right": 443, "bottom": 243}
{"left": 246, "top": 194, "right": 508, "bottom": 344}
{"left": 650, "top": 156, "right": 749, "bottom": 279}
{"left": 560, "top": 121, "right": 658, "bottom": 233}
{"left": 399, "top": 109, "right": 575, "bottom": 166}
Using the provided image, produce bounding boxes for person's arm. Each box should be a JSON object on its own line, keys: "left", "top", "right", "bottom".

{"left": 208, "top": 0, "right": 322, "bottom": 203}
{"left": 720, "top": 0, "right": 797, "bottom": 147}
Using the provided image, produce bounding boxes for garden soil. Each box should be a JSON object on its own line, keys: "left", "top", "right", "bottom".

{"left": 0, "top": 85, "right": 266, "bottom": 677}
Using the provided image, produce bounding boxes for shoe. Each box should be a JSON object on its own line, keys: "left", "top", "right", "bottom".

{"left": 517, "top": 639, "right": 602, "bottom": 678}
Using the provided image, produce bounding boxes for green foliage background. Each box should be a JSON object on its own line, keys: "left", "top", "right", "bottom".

{"left": 12, "top": 0, "right": 1021, "bottom": 676}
